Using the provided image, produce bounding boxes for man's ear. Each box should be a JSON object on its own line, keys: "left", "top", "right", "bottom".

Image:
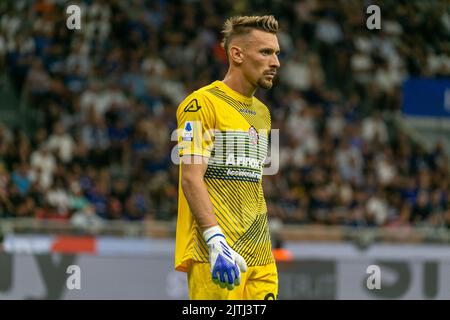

{"left": 229, "top": 45, "right": 244, "bottom": 65}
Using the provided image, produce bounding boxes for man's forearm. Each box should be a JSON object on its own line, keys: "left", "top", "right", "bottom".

{"left": 181, "top": 177, "right": 217, "bottom": 230}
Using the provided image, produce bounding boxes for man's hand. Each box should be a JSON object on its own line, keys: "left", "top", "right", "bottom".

{"left": 203, "top": 226, "right": 248, "bottom": 290}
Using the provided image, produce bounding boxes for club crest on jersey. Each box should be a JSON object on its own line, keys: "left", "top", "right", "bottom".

{"left": 248, "top": 126, "right": 258, "bottom": 145}
{"left": 182, "top": 121, "right": 193, "bottom": 141}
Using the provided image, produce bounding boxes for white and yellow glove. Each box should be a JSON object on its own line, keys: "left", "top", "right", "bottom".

{"left": 203, "top": 226, "right": 248, "bottom": 290}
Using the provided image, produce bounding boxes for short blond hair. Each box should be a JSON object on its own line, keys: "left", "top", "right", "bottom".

{"left": 221, "top": 15, "right": 279, "bottom": 56}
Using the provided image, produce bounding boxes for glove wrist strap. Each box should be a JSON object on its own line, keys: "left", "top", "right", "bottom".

{"left": 203, "top": 225, "right": 224, "bottom": 244}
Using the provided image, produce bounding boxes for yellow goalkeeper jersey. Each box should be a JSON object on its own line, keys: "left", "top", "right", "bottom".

{"left": 175, "top": 80, "right": 274, "bottom": 272}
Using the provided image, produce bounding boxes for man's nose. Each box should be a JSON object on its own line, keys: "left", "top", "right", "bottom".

{"left": 271, "top": 54, "right": 280, "bottom": 69}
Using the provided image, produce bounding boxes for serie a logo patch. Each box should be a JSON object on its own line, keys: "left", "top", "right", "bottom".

{"left": 182, "top": 121, "right": 194, "bottom": 141}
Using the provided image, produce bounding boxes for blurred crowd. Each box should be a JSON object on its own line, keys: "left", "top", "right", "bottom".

{"left": 0, "top": 0, "right": 449, "bottom": 229}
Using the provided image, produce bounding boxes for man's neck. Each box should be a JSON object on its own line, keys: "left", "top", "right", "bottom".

{"left": 222, "top": 72, "right": 256, "bottom": 98}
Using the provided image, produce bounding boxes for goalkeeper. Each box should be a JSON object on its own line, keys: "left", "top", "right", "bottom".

{"left": 174, "top": 15, "right": 281, "bottom": 300}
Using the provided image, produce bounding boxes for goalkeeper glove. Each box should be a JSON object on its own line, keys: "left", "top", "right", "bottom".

{"left": 203, "top": 225, "right": 248, "bottom": 290}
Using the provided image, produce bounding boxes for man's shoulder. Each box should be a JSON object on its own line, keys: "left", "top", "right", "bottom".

{"left": 180, "top": 82, "right": 218, "bottom": 106}
{"left": 176, "top": 82, "right": 218, "bottom": 117}
{"left": 184, "top": 82, "right": 215, "bottom": 98}
{"left": 195, "top": 81, "right": 218, "bottom": 94}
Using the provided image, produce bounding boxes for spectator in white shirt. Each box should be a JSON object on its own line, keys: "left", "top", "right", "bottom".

{"left": 30, "top": 144, "right": 56, "bottom": 190}
{"left": 362, "top": 111, "right": 389, "bottom": 144}
{"left": 46, "top": 122, "right": 75, "bottom": 163}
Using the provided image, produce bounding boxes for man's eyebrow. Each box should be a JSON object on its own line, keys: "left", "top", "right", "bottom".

{"left": 260, "top": 48, "right": 281, "bottom": 54}
{"left": 260, "top": 48, "right": 280, "bottom": 52}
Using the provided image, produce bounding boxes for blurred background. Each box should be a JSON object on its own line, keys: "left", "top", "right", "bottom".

{"left": 0, "top": 0, "right": 449, "bottom": 299}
